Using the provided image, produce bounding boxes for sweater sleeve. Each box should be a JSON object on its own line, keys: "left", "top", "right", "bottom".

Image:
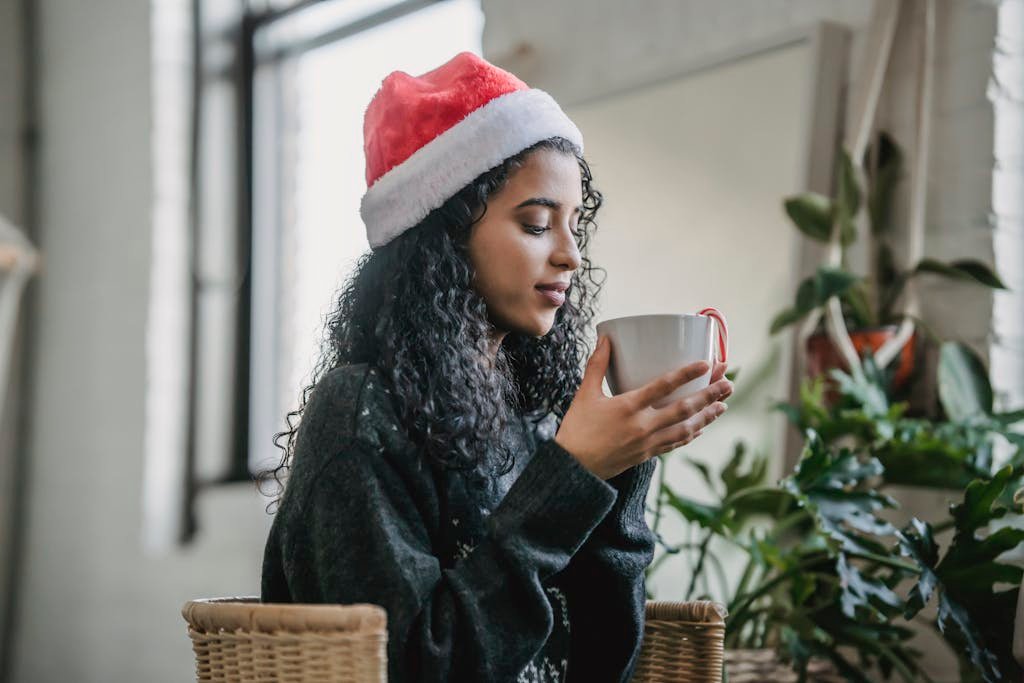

{"left": 560, "top": 457, "right": 658, "bottom": 683}
{"left": 297, "top": 434, "right": 618, "bottom": 683}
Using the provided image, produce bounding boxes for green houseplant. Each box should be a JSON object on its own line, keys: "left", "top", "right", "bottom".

{"left": 768, "top": 132, "right": 1007, "bottom": 397}
{"left": 645, "top": 342, "right": 1024, "bottom": 681}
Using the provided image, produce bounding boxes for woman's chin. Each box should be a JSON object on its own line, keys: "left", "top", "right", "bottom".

{"left": 506, "top": 319, "right": 552, "bottom": 339}
{"left": 531, "top": 313, "right": 558, "bottom": 337}
{"left": 498, "top": 306, "right": 557, "bottom": 338}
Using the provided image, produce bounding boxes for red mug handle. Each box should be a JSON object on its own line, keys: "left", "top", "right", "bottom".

{"left": 698, "top": 307, "right": 728, "bottom": 364}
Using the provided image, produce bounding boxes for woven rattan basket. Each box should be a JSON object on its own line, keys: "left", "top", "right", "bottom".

{"left": 633, "top": 600, "right": 728, "bottom": 682}
{"left": 181, "top": 596, "right": 387, "bottom": 683}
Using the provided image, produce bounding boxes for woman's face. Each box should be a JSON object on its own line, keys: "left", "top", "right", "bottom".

{"left": 467, "top": 148, "right": 584, "bottom": 341}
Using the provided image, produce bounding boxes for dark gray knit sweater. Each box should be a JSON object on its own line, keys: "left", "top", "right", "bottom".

{"left": 261, "top": 362, "right": 657, "bottom": 682}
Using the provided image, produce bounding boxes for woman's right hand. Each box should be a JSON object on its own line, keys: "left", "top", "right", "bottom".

{"left": 554, "top": 335, "right": 733, "bottom": 480}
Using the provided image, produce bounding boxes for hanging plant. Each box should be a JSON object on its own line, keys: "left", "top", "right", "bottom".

{"left": 771, "top": 133, "right": 1007, "bottom": 338}
{"left": 769, "top": 132, "right": 1007, "bottom": 405}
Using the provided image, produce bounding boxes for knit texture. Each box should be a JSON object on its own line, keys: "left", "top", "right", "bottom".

{"left": 261, "top": 362, "right": 657, "bottom": 682}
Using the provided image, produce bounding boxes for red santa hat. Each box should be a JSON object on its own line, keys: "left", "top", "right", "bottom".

{"left": 360, "top": 51, "right": 585, "bottom": 249}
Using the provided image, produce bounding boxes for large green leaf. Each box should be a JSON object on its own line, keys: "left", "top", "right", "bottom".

{"left": 836, "top": 214, "right": 857, "bottom": 249}
{"left": 913, "top": 258, "right": 1008, "bottom": 289}
{"left": 769, "top": 306, "right": 806, "bottom": 335}
{"left": 795, "top": 276, "right": 817, "bottom": 312}
{"left": 661, "top": 484, "right": 726, "bottom": 534}
{"left": 829, "top": 363, "right": 889, "bottom": 418}
{"left": 940, "top": 526, "right": 1024, "bottom": 589}
{"left": 684, "top": 447, "right": 789, "bottom": 534}
{"left": 782, "top": 432, "right": 897, "bottom": 554}
{"left": 896, "top": 518, "right": 938, "bottom": 618}
{"left": 936, "top": 592, "right": 1002, "bottom": 682}
{"left": 938, "top": 342, "right": 994, "bottom": 421}
{"left": 835, "top": 149, "right": 861, "bottom": 247}
{"left": 784, "top": 192, "right": 834, "bottom": 242}
{"left": 874, "top": 437, "right": 987, "bottom": 490}
{"left": 769, "top": 268, "right": 861, "bottom": 335}
{"left": 721, "top": 441, "right": 767, "bottom": 496}
{"left": 814, "top": 267, "right": 862, "bottom": 305}
{"left": 950, "top": 465, "right": 1013, "bottom": 535}
{"left": 837, "top": 553, "right": 903, "bottom": 619}
{"left": 789, "top": 430, "right": 885, "bottom": 490}
{"left": 682, "top": 457, "right": 716, "bottom": 493}
{"left": 942, "top": 467, "right": 1024, "bottom": 594}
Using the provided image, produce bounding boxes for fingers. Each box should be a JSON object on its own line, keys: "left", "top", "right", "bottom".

{"left": 647, "top": 377, "right": 733, "bottom": 432}
{"left": 580, "top": 335, "right": 612, "bottom": 396}
{"left": 710, "top": 360, "right": 728, "bottom": 383}
{"left": 653, "top": 429, "right": 706, "bottom": 457}
{"left": 648, "top": 401, "right": 727, "bottom": 453}
{"left": 627, "top": 359, "right": 710, "bottom": 409}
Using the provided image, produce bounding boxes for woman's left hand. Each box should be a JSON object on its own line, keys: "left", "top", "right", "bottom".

{"left": 658, "top": 360, "right": 729, "bottom": 453}
{"left": 710, "top": 360, "right": 728, "bottom": 384}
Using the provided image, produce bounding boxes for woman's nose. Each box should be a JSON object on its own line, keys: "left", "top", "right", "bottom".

{"left": 553, "top": 228, "right": 582, "bottom": 271}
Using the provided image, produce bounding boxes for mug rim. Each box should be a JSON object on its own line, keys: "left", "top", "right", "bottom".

{"left": 596, "top": 313, "right": 708, "bottom": 327}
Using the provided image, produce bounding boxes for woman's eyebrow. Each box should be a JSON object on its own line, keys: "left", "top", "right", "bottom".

{"left": 514, "top": 197, "right": 583, "bottom": 214}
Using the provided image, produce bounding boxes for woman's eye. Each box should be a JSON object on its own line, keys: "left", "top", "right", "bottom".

{"left": 523, "top": 224, "right": 549, "bottom": 235}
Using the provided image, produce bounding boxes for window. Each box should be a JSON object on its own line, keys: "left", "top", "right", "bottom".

{"left": 143, "top": 0, "right": 482, "bottom": 548}
{"left": 248, "top": 0, "right": 484, "bottom": 476}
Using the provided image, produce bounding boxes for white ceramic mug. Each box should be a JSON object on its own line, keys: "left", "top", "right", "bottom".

{"left": 595, "top": 309, "right": 729, "bottom": 409}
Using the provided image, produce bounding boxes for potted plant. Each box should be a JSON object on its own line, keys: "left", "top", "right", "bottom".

{"left": 646, "top": 341, "right": 1024, "bottom": 682}
{"left": 769, "top": 132, "right": 1007, "bottom": 402}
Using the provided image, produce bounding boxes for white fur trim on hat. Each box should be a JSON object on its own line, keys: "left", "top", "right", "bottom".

{"left": 359, "top": 88, "right": 584, "bottom": 250}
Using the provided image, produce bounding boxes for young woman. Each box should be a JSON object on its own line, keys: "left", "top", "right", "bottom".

{"left": 259, "top": 51, "right": 732, "bottom": 683}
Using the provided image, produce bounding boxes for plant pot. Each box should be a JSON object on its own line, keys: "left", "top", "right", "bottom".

{"left": 806, "top": 325, "right": 918, "bottom": 405}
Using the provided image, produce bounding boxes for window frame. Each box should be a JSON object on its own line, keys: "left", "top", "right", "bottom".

{"left": 183, "top": 0, "right": 447, "bottom": 538}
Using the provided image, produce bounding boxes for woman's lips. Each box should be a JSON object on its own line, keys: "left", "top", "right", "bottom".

{"left": 535, "top": 287, "right": 566, "bottom": 306}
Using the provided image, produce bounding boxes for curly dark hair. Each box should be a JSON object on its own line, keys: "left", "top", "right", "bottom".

{"left": 256, "top": 136, "right": 605, "bottom": 513}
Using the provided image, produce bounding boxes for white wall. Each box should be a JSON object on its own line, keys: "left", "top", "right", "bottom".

{"left": 11, "top": 2, "right": 271, "bottom": 682}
